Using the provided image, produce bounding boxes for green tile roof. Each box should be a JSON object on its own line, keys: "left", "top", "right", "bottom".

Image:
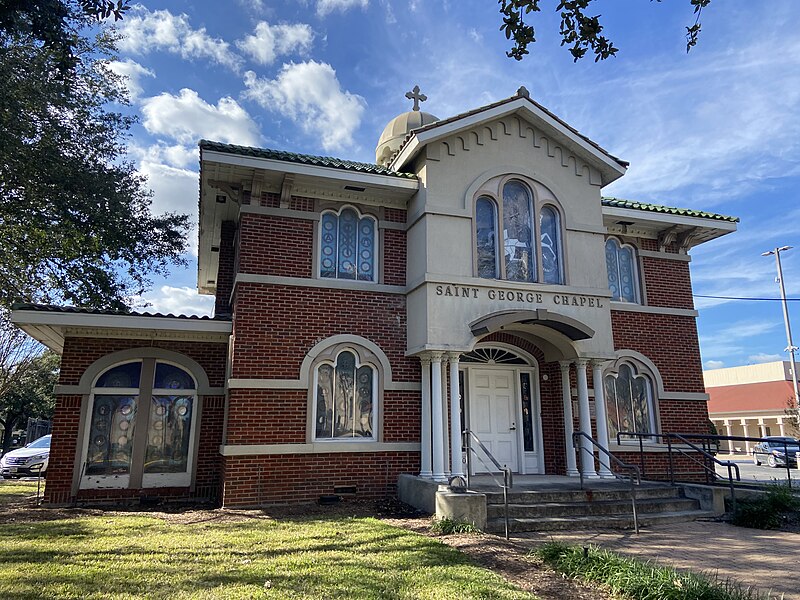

{"left": 199, "top": 140, "right": 417, "bottom": 180}
{"left": 602, "top": 197, "right": 739, "bottom": 223}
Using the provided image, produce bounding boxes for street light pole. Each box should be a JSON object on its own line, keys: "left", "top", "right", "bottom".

{"left": 762, "top": 246, "right": 800, "bottom": 434}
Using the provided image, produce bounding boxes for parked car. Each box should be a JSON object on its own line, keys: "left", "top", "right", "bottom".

{"left": 0, "top": 434, "right": 50, "bottom": 479}
{"left": 752, "top": 436, "right": 800, "bottom": 468}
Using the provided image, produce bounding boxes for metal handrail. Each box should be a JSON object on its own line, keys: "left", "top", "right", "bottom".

{"left": 463, "top": 429, "right": 513, "bottom": 540}
{"left": 573, "top": 431, "right": 641, "bottom": 534}
{"left": 617, "top": 431, "right": 743, "bottom": 510}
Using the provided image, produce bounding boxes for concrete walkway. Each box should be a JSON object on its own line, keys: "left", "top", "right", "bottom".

{"left": 515, "top": 520, "right": 799, "bottom": 599}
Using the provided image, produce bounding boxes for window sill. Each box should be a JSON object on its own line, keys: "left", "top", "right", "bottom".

{"left": 220, "top": 441, "right": 420, "bottom": 456}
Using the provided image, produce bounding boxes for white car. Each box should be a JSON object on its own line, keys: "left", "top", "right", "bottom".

{"left": 0, "top": 434, "right": 50, "bottom": 479}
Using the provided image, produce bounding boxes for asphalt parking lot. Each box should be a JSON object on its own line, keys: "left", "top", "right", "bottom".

{"left": 715, "top": 455, "right": 799, "bottom": 486}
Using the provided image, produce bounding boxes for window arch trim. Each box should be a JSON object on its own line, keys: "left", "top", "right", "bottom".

{"left": 318, "top": 204, "right": 379, "bottom": 283}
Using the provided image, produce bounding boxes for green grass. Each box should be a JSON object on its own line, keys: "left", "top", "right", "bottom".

{"left": 0, "top": 479, "right": 42, "bottom": 508}
{"left": 0, "top": 488, "right": 534, "bottom": 599}
{"left": 534, "top": 542, "right": 779, "bottom": 600}
{"left": 430, "top": 517, "right": 479, "bottom": 535}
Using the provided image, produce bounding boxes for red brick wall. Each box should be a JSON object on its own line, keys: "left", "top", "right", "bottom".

{"left": 641, "top": 256, "right": 694, "bottom": 309}
{"left": 44, "top": 337, "right": 228, "bottom": 506}
{"left": 221, "top": 452, "right": 419, "bottom": 506}
{"left": 611, "top": 311, "right": 704, "bottom": 394}
{"left": 58, "top": 338, "right": 228, "bottom": 388}
{"left": 238, "top": 213, "right": 314, "bottom": 277}
{"left": 230, "top": 283, "right": 415, "bottom": 381}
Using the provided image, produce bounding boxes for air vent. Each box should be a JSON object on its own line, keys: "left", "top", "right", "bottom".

{"left": 344, "top": 185, "right": 366, "bottom": 192}
{"left": 334, "top": 485, "right": 357, "bottom": 495}
{"left": 207, "top": 279, "right": 215, "bottom": 284}
{"left": 215, "top": 194, "right": 227, "bottom": 203}
{"left": 211, "top": 246, "right": 220, "bottom": 252}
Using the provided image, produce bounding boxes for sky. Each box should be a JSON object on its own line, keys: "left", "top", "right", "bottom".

{"left": 105, "top": 0, "right": 800, "bottom": 371}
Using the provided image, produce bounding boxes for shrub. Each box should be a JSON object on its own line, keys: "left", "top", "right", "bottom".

{"left": 730, "top": 483, "right": 800, "bottom": 530}
{"left": 430, "top": 517, "right": 478, "bottom": 535}
{"left": 535, "top": 542, "right": 779, "bottom": 600}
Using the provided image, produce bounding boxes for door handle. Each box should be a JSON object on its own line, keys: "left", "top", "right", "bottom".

{"left": 509, "top": 425, "right": 516, "bottom": 431}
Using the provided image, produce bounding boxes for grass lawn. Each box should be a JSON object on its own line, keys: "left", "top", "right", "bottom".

{"left": 0, "top": 482, "right": 534, "bottom": 600}
{"left": 0, "top": 478, "right": 44, "bottom": 508}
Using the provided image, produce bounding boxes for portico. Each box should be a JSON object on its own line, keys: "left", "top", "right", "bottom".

{"left": 415, "top": 307, "right": 618, "bottom": 482}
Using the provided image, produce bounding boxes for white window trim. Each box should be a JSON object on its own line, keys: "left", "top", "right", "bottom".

{"left": 318, "top": 205, "right": 379, "bottom": 283}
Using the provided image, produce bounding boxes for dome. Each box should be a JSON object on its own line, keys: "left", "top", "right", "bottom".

{"left": 375, "top": 110, "right": 438, "bottom": 167}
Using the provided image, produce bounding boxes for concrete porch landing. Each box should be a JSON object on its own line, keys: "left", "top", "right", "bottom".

{"left": 397, "top": 474, "right": 719, "bottom": 532}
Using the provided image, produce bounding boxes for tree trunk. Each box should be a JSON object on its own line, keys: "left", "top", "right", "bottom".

{"left": 1, "top": 413, "right": 20, "bottom": 455}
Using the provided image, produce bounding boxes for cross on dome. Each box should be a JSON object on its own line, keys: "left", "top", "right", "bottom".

{"left": 405, "top": 85, "right": 427, "bottom": 111}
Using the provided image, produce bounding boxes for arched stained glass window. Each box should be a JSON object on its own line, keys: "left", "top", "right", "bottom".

{"left": 502, "top": 181, "right": 535, "bottom": 282}
{"left": 604, "top": 363, "right": 656, "bottom": 440}
{"left": 605, "top": 238, "right": 640, "bottom": 303}
{"left": 475, "top": 197, "right": 498, "bottom": 279}
{"left": 315, "top": 350, "right": 375, "bottom": 440}
{"left": 540, "top": 205, "right": 563, "bottom": 284}
{"left": 85, "top": 360, "right": 197, "bottom": 484}
{"left": 320, "top": 208, "right": 377, "bottom": 282}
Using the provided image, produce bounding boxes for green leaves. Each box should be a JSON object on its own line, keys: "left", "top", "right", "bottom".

{"left": 498, "top": 0, "right": 711, "bottom": 62}
{"left": 0, "top": 20, "right": 189, "bottom": 311}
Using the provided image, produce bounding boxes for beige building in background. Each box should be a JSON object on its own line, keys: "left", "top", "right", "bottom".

{"left": 705, "top": 361, "right": 799, "bottom": 454}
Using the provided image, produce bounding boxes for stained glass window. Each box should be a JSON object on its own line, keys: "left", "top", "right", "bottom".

{"left": 540, "top": 205, "right": 562, "bottom": 284}
{"left": 315, "top": 351, "right": 375, "bottom": 440}
{"left": 86, "top": 360, "right": 197, "bottom": 484}
{"left": 604, "top": 363, "right": 655, "bottom": 440}
{"left": 86, "top": 394, "right": 137, "bottom": 475}
{"left": 520, "top": 373, "right": 535, "bottom": 452}
{"left": 145, "top": 395, "right": 193, "bottom": 474}
{"left": 320, "top": 209, "right": 377, "bottom": 281}
{"left": 502, "top": 181, "right": 535, "bottom": 282}
{"left": 476, "top": 197, "right": 498, "bottom": 279}
{"left": 605, "top": 239, "right": 640, "bottom": 302}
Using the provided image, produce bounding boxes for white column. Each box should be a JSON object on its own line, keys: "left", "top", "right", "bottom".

{"left": 560, "top": 361, "right": 579, "bottom": 476}
{"left": 591, "top": 360, "right": 614, "bottom": 478}
{"left": 449, "top": 352, "right": 464, "bottom": 478}
{"left": 741, "top": 419, "right": 753, "bottom": 454}
{"left": 441, "top": 357, "right": 450, "bottom": 478}
{"left": 758, "top": 418, "right": 766, "bottom": 437}
{"left": 419, "top": 354, "right": 432, "bottom": 478}
{"left": 576, "top": 359, "right": 598, "bottom": 478}
{"left": 430, "top": 352, "right": 446, "bottom": 482}
{"left": 723, "top": 420, "right": 734, "bottom": 453}
{"left": 779, "top": 418, "right": 786, "bottom": 437}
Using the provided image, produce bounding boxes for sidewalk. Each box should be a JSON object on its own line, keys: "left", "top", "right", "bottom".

{"left": 515, "top": 520, "right": 799, "bottom": 599}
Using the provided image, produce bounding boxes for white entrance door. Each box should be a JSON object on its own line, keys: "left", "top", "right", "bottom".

{"left": 469, "top": 369, "right": 519, "bottom": 473}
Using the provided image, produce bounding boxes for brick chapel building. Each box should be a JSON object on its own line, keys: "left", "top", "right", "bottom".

{"left": 12, "top": 87, "right": 737, "bottom": 506}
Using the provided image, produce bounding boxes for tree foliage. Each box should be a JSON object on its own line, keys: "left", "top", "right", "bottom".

{"left": 0, "top": 318, "right": 57, "bottom": 454}
{"left": 0, "top": 1, "right": 189, "bottom": 311}
{"left": 499, "top": 0, "right": 712, "bottom": 62}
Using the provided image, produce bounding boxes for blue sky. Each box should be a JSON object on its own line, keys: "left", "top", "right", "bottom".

{"left": 107, "top": 1, "right": 800, "bottom": 371}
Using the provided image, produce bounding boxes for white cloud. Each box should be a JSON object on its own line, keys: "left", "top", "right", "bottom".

{"left": 243, "top": 61, "right": 366, "bottom": 151}
{"left": 138, "top": 286, "right": 215, "bottom": 317}
{"left": 107, "top": 59, "right": 154, "bottom": 100}
{"left": 237, "top": 21, "right": 314, "bottom": 65}
{"left": 700, "top": 320, "right": 779, "bottom": 360}
{"left": 115, "top": 7, "right": 241, "bottom": 70}
{"left": 140, "top": 89, "right": 261, "bottom": 147}
{"left": 704, "top": 360, "right": 725, "bottom": 370}
{"left": 748, "top": 353, "right": 785, "bottom": 364}
{"left": 131, "top": 142, "right": 197, "bottom": 170}
{"left": 316, "top": 0, "right": 368, "bottom": 17}
{"left": 137, "top": 160, "right": 199, "bottom": 255}
{"left": 468, "top": 28, "right": 482, "bottom": 43}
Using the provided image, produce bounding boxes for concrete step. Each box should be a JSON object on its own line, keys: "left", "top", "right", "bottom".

{"left": 485, "top": 485, "right": 682, "bottom": 505}
{"left": 485, "top": 510, "right": 718, "bottom": 533}
{"left": 487, "top": 497, "right": 700, "bottom": 519}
